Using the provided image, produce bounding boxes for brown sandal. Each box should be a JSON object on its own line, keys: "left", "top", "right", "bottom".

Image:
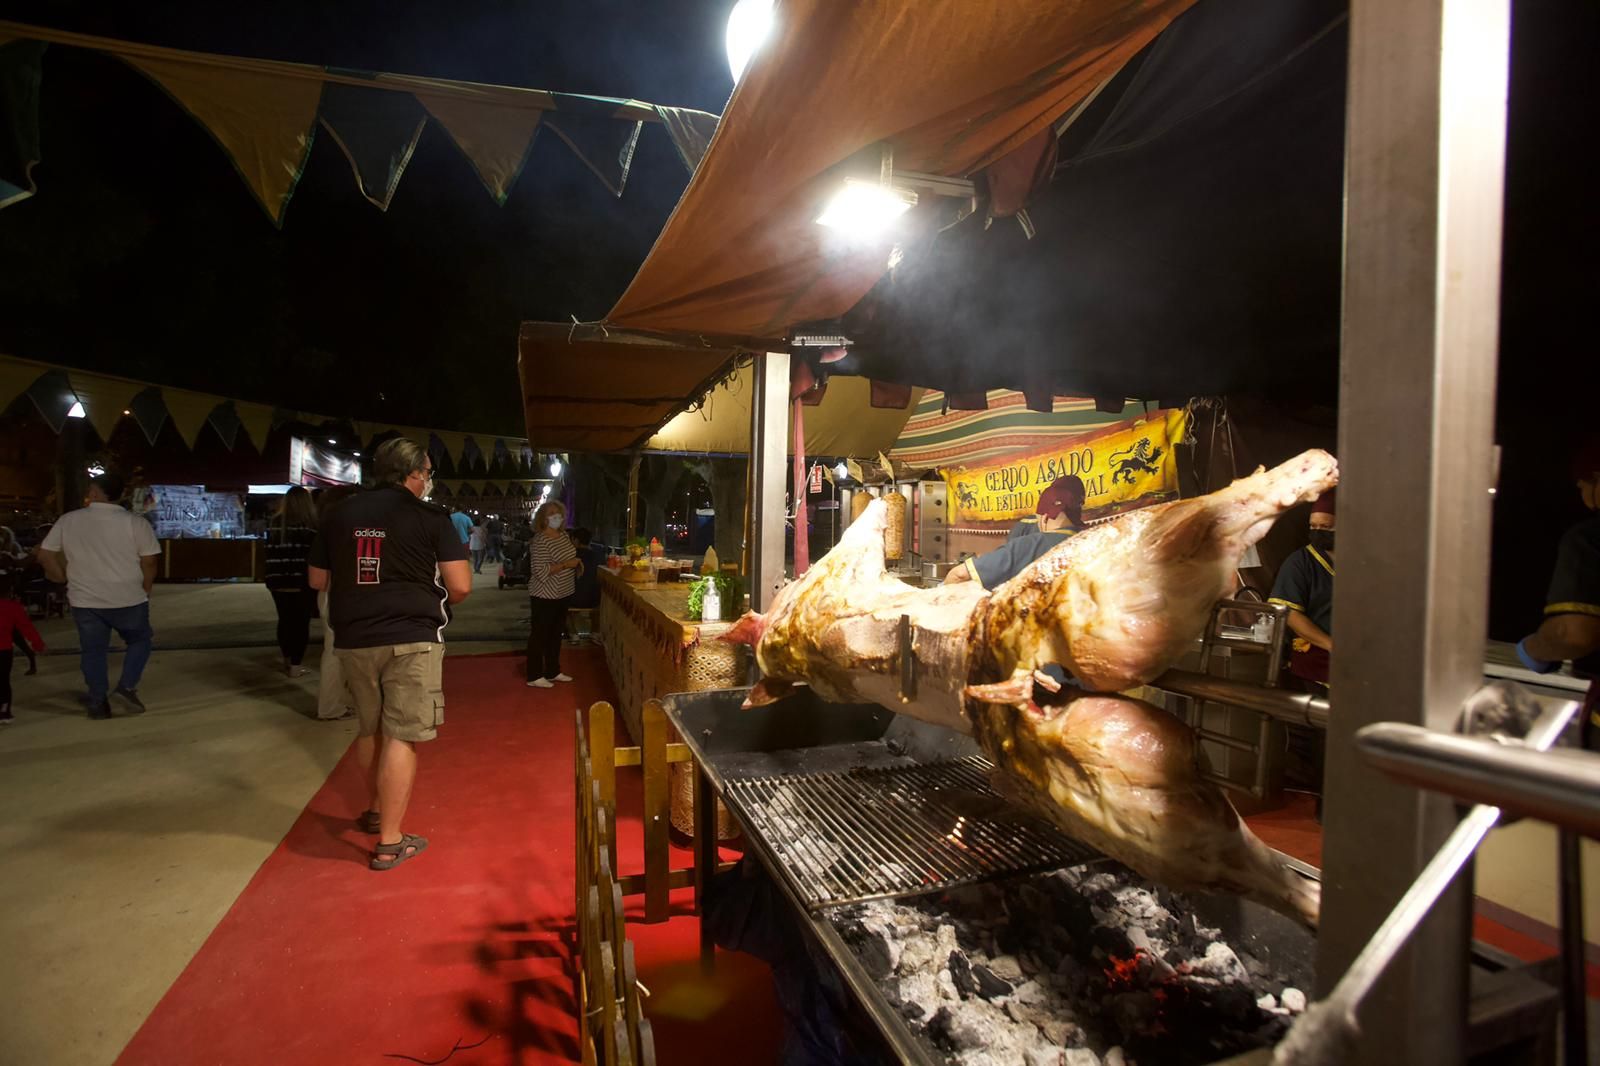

{"left": 370, "top": 833, "right": 428, "bottom": 870}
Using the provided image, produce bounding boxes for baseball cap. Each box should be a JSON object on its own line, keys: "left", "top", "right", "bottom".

{"left": 1036, "top": 475, "right": 1086, "bottom": 517}
{"left": 1310, "top": 488, "right": 1336, "bottom": 516}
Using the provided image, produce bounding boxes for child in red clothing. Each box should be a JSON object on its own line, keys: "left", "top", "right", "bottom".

{"left": 0, "top": 577, "right": 45, "bottom": 723}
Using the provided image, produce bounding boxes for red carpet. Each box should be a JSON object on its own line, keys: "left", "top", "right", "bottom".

{"left": 116, "top": 647, "right": 784, "bottom": 1066}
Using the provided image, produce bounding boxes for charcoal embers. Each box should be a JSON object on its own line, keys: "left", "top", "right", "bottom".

{"left": 833, "top": 865, "right": 1309, "bottom": 1066}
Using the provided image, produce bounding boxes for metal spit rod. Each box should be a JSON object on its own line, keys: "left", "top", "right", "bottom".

{"left": 1272, "top": 693, "right": 1581, "bottom": 1066}
{"left": 1356, "top": 721, "right": 1600, "bottom": 838}
{"left": 1154, "top": 668, "right": 1330, "bottom": 730}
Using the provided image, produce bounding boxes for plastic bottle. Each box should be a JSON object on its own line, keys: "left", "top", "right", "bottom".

{"left": 701, "top": 579, "right": 722, "bottom": 623}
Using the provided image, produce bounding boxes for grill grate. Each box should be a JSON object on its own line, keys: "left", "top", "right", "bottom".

{"left": 722, "top": 755, "right": 1101, "bottom": 911}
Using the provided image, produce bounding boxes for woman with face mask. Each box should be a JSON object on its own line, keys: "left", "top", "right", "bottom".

{"left": 526, "top": 500, "right": 582, "bottom": 688}
{"left": 1268, "top": 488, "right": 1336, "bottom": 686}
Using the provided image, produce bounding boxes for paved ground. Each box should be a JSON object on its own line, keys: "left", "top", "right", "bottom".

{"left": 0, "top": 571, "right": 528, "bottom": 1066}
{"left": 32, "top": 568, "right": 532, "bottom": 652}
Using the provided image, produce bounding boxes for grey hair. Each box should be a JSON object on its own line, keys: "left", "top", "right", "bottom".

{"left": 372, "top": 438, "right": 428, "bottom": 487}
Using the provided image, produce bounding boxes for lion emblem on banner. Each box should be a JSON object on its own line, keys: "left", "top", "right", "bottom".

{"left": 1109, "top": 438, "right": 1164, "bottom": 485}
{"left": 955, "top": 481, "right": 979, "bottom": 509}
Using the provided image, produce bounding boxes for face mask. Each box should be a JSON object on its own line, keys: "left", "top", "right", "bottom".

{"left": 547, "top": 515, "right": 564, "bottom": 530}
{"left": 1308, "top": 529, "right": 1335, "bottom": 553}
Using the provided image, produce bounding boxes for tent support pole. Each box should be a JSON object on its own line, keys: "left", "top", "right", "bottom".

{"left": 748, "top": 352, "right": 790, "bottom": 614}
{"left": 1318, "top": 1, "right": 1510, "bottom": 1062}
{"left": 625, "top": 450, "right": 641, "bottom": 541}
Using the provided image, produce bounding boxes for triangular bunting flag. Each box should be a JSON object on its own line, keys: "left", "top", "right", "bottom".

{"left": 653, "top": 105, "right": 719, "bottom": 174}
{"left": 68, "top": 371, "right": 143, "bottom": 442}
{"left": 0, "top": 356, "right": 47, "bottom": 415}
{"left": 162, "top": 388, "right": 220, "bottom": 449}
{"left": 123, "top": 55, "right": 322, "bottom": 227}
{"left": 418, "top": 92, "right": 541, "bottom": 205}
{"left": 0, "top": 39, "right": 46, "bottom": 209}
{"left": 25, "top": 369, "right": 73, "bottom": 432}
{"left": 318, "top": 83, "right": 427, "bottom": 210}
{"left": 543, "top": 106, "right": 642, "bottom": 197}
{"left": 235, "top": 401, "right": 276, "bottom": 452}
{"left": 127, "top": 387, "right": 169, "bottom": 445}
{"left": 208, "top": 401, "right": 243, "bottom": 450}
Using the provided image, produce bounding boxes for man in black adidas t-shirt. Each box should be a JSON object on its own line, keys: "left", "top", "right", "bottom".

{"left": 309, "top": 437, "right": 471, "bottom": 871}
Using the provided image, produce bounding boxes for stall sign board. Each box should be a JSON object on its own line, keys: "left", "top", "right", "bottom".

{"left": 941, "top": 409, "right": 1188, "bottom": 524}
{"left": 289, "top": 437, "right": 361, "bottom": 487}
{"left": 145, "top": 485, "right": 247, "bottom": 540}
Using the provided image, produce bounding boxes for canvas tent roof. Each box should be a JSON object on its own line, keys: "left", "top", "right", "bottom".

{"left": 605, "top": 0, "right": 1196, "bottom": 340}
{"left": 644, "top": 368, "right": 920, "bottom": 456}
{"left": 518, "top": 0, "right": 1196, "bottom": 451}
{"left": 516, "top": 323, "right": 736, "bottom": 452}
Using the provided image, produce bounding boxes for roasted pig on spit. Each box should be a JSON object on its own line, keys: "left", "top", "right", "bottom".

{"left": 724, "top": 451, "right": 1337, "bottom": 926}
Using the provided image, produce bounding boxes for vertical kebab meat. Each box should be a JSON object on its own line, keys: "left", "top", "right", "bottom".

{"left": 723, "top": 450, "right": 1338, "bottom": 926}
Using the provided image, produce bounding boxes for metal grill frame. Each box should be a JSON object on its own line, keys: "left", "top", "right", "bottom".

{"left": 724, "top": 755, "right": 1101, "bottom": 911}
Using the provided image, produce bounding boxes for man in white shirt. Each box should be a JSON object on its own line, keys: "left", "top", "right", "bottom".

{"left": 38, "top": 472, "right": 162, "bottom": 719}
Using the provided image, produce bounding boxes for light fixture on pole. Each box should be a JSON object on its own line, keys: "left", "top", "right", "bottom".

{"left": 814, "top": 144, "right": 973, "bottom": 236}
{"left": 726, "top": 0, "right": 775, "bottom": 82}
{"left": 815, "top": 179, "right": 917, "bottom": 234}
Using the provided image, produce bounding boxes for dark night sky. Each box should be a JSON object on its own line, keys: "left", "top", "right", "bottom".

{"left": 0, "top": 0, "right": 735, "bottom": 435}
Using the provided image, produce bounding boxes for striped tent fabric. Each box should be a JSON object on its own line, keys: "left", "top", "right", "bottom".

{"left": 888, "top": 391, "right": 1151, "bottom": 470}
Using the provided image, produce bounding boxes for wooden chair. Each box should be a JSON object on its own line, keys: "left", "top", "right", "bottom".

{"left": 582, "top": 699, "right": 710, "bottom": 924}
{"left": 575, "top": 708, "right": 657, "bottom": 1066}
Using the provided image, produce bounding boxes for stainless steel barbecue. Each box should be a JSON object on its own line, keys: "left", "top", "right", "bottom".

{"left": 725, "top": 754, "right": 1099, "bottom": 911}
{"left": 665, "top": 684, "right": 1570, "bottom": 1065}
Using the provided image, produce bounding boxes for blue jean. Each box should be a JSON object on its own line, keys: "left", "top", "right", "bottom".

{"left": 73, "top": 602, "right": 154, "bottom": 701}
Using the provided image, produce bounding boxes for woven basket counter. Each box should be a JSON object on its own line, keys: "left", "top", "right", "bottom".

{"left": 597, "top": 568, "right": 747, "bottom": 840}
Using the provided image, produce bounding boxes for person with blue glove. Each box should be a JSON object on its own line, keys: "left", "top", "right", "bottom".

{"left": 1515, "top": 436, "right": 1600, "bottom": 746}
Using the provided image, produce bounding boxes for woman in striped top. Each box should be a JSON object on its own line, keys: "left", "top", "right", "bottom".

{"left": 265, "top": 487, "right": 320, "bottom": 677}
{"left": 526, "top": 500, "right": 581, "bottom": 688}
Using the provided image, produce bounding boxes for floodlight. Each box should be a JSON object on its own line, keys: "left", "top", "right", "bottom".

{"left": 815, "top": 179, "right": 916, "bottom": 234}
{"left": 726, "top": 0, "right": 774, "bottom": 82}
{"left": 67, "top": 401, "right": 86, "bottom": 419}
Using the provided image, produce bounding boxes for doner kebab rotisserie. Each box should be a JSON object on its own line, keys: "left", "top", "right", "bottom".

{"left": 724, "top": 450, "right": 1337, "bottom": 928}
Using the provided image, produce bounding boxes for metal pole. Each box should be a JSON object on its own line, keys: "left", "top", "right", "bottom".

{"left": 625, "top": 450, "right": 641, "bottom": 542}
{"left": 1321, "top": 1, "right": 1510, "bottom": 1062}
{"left": 748, "top": 351, "right": 790, "bottom": 613}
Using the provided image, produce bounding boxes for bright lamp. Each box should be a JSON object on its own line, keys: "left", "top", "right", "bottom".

{"left": 726, "top": 0, "right": 775, "bottom": 82}
{"left": 815, "top": 180, "right": 917, "bottom": 234}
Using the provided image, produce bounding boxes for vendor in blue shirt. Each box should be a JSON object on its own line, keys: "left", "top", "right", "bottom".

{"left": 1269, "top": 489, "right": 1336, "bottom": 685}
{"left": 1516, "top": 438, "right": 1600, "bottom": 746}
{"left": 946, "top": 476, "right": 1086, "bottom": 589}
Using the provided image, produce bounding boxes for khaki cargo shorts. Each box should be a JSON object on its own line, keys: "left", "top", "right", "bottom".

{"left": 335, "top": 642, "right": 445, "bottom": 743}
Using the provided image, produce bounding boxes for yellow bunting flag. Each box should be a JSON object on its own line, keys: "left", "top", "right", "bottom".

{"left": 123, "top": 55, "right": 322, "bottom": 226}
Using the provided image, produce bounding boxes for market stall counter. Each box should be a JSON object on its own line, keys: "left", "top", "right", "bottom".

{"left": 596, "top": 566, "right": 749, "bottom": 838}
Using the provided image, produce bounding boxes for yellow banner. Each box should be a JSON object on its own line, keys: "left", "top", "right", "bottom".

{"left": 943, "top": 408, "right": 1189, "bottom": 523}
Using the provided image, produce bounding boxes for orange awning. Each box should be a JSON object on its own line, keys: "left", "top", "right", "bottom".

{"left": 516, "top": 323, "right": 738, "bottom": 452}
{"left": 606, "top": 0, "right": 1197, "bottom": 340}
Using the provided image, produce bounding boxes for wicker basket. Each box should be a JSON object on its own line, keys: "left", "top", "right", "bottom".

{"left": 669, "top": 762, "right": 740, "bottom": 840}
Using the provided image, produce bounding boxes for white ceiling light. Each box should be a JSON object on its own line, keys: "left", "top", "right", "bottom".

{"left": 327, "top": 437, "right": 337, "bottom": 445}
{"left": 86, "top": 462, "right": 106, "bottom": 476}
{"left": 67, "top": 401, "right": 86, "bottom": 419}
{"left": 726, "top": 0, "right": 775, "bottom": 82}
{"left": 549, "top": 459, "right": 563, "bottom": 477}
{"left": 815, "top": 179, "right": 917, "bottom": 234}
